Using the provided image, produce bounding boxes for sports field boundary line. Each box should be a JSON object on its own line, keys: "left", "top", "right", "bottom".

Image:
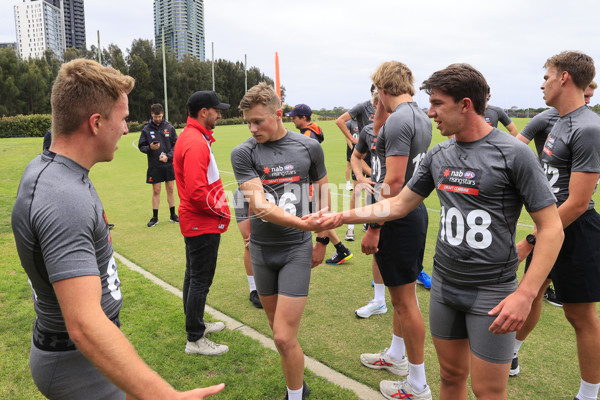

{"left": 113, "top": 252, "right": 384, "bottom": 400}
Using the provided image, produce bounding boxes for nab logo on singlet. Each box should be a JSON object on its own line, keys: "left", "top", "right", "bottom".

{"left": 261, "top": 163, "right": 300, "bottom": 185}
{"left": 438, "top": 167, "right": 481, "bottom": 195}
{"left": 543, "top": 136, "right": 555, "bottom": 156}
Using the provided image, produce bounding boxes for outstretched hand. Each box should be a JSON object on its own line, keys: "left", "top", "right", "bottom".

{"left": 178, "top": 383, "right": 225, "bottom": 399}
{"left": 301, "top": 208, "right": 344, "bottom": 231}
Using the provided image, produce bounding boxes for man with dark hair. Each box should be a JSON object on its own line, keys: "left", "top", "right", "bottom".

{"left": 174, "top": 91, "right": 231, "bottom": 356}
{"left": 12, "top": 59, "right": 224, "bottom": 400}
{"left": 317, "top": 63, "right": 563, "bottom": 399}
{"left": 138, "top": 103, "right": 179, "bottom": 227}
{"left": 516, "top": 51, "right": 600, "bottom": 400}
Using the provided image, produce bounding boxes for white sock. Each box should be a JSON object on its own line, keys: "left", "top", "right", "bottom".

{"left": 247, "top": 275, "right": 256, "bottom": 292}
{"left": 374, "top": 284, "right": 385, "bottom": 304}
{"left": 286, "top": 386, "right": 303, "bottom": 400}
{"left": 387, "top": 334, "right": 405, "bottom": 361}
{"left": 408, "top": 362, "right": 428, "bottom": 393}
{"left": 348, "top": 224, "right": 355, "bottom": 229}
{"left": 577, "top": 378, "right": 600, "bottom": 400}
{"left": 346, "top": 180, "right": 351, "bottom": 185}
{"left": 513, "top": 339, "right": 524, "bottom": 357}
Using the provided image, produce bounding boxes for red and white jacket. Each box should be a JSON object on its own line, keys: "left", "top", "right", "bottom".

{"left": 174, "top": 117, "right": 230, "bottom": 237}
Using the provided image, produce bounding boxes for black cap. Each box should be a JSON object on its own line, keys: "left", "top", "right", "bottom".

{"left": 187, "top": 91, "right": 230, "bottom": 110}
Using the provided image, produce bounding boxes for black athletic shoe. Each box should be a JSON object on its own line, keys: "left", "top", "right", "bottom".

{"left": 170, "top": 214, "right": 179, "bottom": 223}
{"left": 107, "top": 223, "right": 115, "bottom": 230}
{"left": 249, "top": 290, "right": 262, "bottom": 309}
{"left": 543, "top": 286, "right": 562, "bottom": 307}
{"left": 147, "top": 217, "right": 159, "bottom": 227}
{"left": 509, "top": 356, "right": 520, "bottom": 377}
{"left": 325, "top": 248, "right": 353, "bottom": 265}
{"left": 284, "top": 380, "right": 310, "bottom": 399}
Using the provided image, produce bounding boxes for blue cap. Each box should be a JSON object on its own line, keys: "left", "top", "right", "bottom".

{"left": 285, "top": 104, "right": 312, "bottom": 117}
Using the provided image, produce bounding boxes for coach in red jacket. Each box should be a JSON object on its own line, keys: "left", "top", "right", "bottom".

{"left": 174, "top": 91, "right": 231, "bottom": 356}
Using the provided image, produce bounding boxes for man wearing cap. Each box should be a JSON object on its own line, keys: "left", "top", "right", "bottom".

{"left": 286, "top": 103, "right": 353, "bottom": 265}
{"left": 287, "top": 104, "right": 324, "bottom": 142}
{"left": 173, "top": 91, "right": 231, "bottom": 356}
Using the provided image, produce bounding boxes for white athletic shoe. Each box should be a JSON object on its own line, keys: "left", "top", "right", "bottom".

{"left": 360, "top": 348, "right": 408, "bottom": 376}
{"left": 205, "top": 321, "right": 225, "bottom": 335}
{"left": 185, "top": 336, "right": 229, "bottom": 355}
{"left": 345, "top": 227, "right": 355, "bottom": 241}
{"left": 380, "top": 379, "right": 432, "bottom": 400}
{"left": 355, "top": 299, "right": 387, "bottom": 318}
{"left": 346, "top": 181, "right": 353, "bottom": 191}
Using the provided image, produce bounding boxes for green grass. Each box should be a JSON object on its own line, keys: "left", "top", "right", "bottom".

{"left": 1, "top": 118, "right": 597, "bottom": 399}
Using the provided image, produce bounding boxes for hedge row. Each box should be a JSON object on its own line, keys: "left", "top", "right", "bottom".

{"left": 0, "top": 115, "right": 248, "bottom": 138}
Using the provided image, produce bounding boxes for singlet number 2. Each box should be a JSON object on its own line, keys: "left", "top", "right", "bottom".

{"left": 542, "top": 162, "right": 560, "bottom": 193}
{"left": 440, "top": 207, "right": 492, "bottom": 249}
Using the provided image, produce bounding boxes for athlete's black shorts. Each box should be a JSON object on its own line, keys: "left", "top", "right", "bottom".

{"left": 375, "top": 202, "right": 427, "bottom": 286}
{"left": 146, "top": 164, "right": 175, "bottom": 184}
{"left": 551, "top": 208, "right": 600, "bottom": 303}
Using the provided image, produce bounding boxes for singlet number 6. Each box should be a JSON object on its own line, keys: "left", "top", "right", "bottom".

{"left": 262, "top": 192, "right": 298, "bottom": 220}
{"left": 440, "top": 207, "right": 492, "bottom": 249}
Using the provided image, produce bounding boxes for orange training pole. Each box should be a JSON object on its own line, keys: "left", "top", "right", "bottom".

{"left": 275, "top": 52, "right": 282, "bottom": 102}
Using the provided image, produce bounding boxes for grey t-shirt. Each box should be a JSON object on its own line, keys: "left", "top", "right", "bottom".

{"left": 376, "top": 102, "right": 432, "bottom": 188}
{"left": 12, "top": 151, "right": 122, "bottom": 333}
{"left": 520, "top": 108, "right": 560, "bottom": 156}
{"left": 231, "top": 130, "right": 327, "bottom": 245}
{"left": 539, "top": 105, "right": 600, "bottom": 209}
{"left": 355, "top": 124, "right": 379, "bottom": 183}
{"left": 348, "top": 100, "right": 376, "bottom": 133}
{"left": 408, "top": 128, "right": 556, "bottom": 286}
{"left": 485, "top": 105, "right": 512, "bottom": 128}
{"left": 346, "top": 119, "right": 359, "bottom": 143}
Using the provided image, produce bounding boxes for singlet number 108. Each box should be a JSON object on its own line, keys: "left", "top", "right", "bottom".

{"left": 440, "top": 207, "right": 492, "bottom": 249}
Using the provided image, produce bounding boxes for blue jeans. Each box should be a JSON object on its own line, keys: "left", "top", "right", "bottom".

{"left": 183, "top": 233, "right": 221, "bottom": 341}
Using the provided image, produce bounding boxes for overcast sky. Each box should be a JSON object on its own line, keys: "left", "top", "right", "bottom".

{"left": 2, "top": 0, "right": 599, "bottom": 110}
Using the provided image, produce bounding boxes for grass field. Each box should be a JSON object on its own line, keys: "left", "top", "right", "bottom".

{"left": 1, "top": 118, "right": 598, "bottom": 399}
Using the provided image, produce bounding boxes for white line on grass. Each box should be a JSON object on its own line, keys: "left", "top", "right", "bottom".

{"left": 113, "top": 252, "right": 384, "bottom": 400}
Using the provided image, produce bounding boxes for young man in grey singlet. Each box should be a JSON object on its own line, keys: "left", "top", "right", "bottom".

{"left": 515, "top": 52, "right": 600, "bottom": 400}
{"left": 484, "top": 90, "right": 519, "bottom": 136}
{"left": 232, "top": 82, "right": 331, "bottom": 400}
{"left": 510, "top": 80, "right": 597, "bottom": 378}
{"left": 11, "top": 59, "right": 224, "bottom": 400}
{"left": 315, "top": 63, "right": 563, "bottom": 400}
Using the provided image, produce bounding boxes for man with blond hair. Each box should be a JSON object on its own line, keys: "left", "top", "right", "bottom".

{"left": 516, "top": 51, "right": 600, "bottom": 400}
{"left": 232, "top": 82, "right": 331, "bottom": 400}
{"left": 12, "top": 59, "right": 224, "bottom": 399}
{"left": 355, "top": 61, "right": 433, "bottom": 399}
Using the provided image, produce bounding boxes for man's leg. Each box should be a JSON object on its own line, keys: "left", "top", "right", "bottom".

{"left": 165, "top": 180, "right": 179, "bottom": 222}
{"left": 261, "top": 294, "right": 308, "bottom": 392}
{"left": 388, "top": 283, "right": 427, "bottom": 390}
{"left": 563, "top": 303, "right": 600, "bottom": 393}
{"left": 432, "top": 337, "right": 470, "bottom": 400}
{"left": 355, "top": 258, "right": 387, "bottom": 318}
{"left": 325, "top": 230, "right": 352, "bottom": 265}
{"left": 151, "top": 182, "right": 161, "bottom": 210}
{"left": 238, "top": 219, "right": 261, "bottom": 308}
{"left": 470, "top": 353, "right": 510, "bottom": 400}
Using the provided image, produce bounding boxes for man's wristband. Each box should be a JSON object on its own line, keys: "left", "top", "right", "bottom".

{"left": 316, "top": 236, "right": 330, "bottom": 245}
{"left": 368, "top": 223, "right": 382, "bottom": 230}
{"left": 526, "top": 234, "right": 536, "bottom": 246}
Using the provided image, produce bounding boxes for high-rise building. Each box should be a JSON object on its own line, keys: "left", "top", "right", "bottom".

{"left": 154, "top": 0, "right": 205, "bottom": 61}
{"left": 14, "top": 0, "right": 66, "bottom": 59}
{"left": 60, "top": 0, "right": 86, "bottom": 49}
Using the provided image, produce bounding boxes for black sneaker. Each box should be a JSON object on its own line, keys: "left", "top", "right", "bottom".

{"left": 543, "top": 286, "right": 562, "bottom": 307}
{"left": 249, "top": 290, "right": 262, "bottom": 309}
{"left": 325, "top": 248, "right": 353, "bottom": 265}
{"left": 107, "top": 223, "right": 115, "bottom": 230}
{"left": 509, "top": 356, "right": 520, "bottom": 377}
{"left": 284, "top": 380, "right": 310, "bottom": 399}
{"left": 147, "top": 217, "right": 159, "bottom": 227}
{"left": 170, "top": 214, "right": 179, "bottom": 223}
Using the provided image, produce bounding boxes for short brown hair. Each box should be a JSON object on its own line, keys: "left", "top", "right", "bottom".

{"left": 420, "top": 63, "right": 488, "bottom": 116}
{"left": 371, "top": 61, "right": 415, "bottom": 96}
{"left": 544, "top": 51, "right": 595, "bottom": 91}
{"left": 51, "top": 59, "right": 134, "bottom": 136}
{"left": 589, "top": 80, "right": 598, "bottom": 90}
{"left": 239, "top": 82, "right": 281, "bottom": 113}
{"left": 151, "top": 104, "right": 164, "bottom": 114}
